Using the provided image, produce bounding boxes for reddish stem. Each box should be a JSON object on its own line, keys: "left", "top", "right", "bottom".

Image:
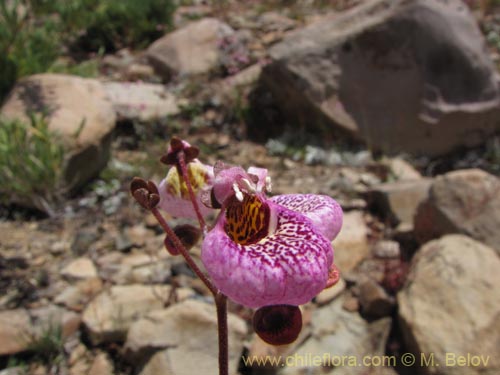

{"left": 151, "top": 208, "right": 217, "bottom": 295}
{"left": 177, "top": 151, "right": 207, "bottom": 231}
{"left": 215, "top": 292, "right": 229, "bottom": 375}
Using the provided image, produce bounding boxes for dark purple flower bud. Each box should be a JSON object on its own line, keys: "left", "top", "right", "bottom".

{"left": 160, "top": 137, "right": 199, "bottom": 166}
{"left": 130, "top": 177, "right": 160, "bottom": 210}
{"left": 253, "top": 305, "right": 302, "bottom": 346}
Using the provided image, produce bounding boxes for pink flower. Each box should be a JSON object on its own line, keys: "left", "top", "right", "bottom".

{"left": 158, "top": 140, "right": 214, "bottom": 219}
{"left": 201, "top": 165, "right": 342, "bottom": 308}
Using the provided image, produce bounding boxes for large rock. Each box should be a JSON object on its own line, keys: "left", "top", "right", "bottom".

{"left": 103, "top": 81, "right": 179, "bottom": 122}
{"left": 146, "top": 18, "right": 234, "bottom": 78}
{"left": 126, "top": 299, "right": 247, "bottom": 375}
{"left": 366, "top": 178, "right": 432, "bottom": 228}
{"left": 398, "top": 235, "right": 500, "bottom": 374}
{"left": 0, "top": 74, "right": 116, "bottom": 196}
{"left": 263, "top": 0, "right": 500, "bottom": 156}
{"left": 414, "top": 169, "right": 500, "bottom": 252}
{"left": 280, "top": 297, "right": 392, "bottom": 375}
{"left": 0, "top": 309, "right": 31, "bottom": 355}
{"left": 332, "top": 211, "right": 370, "bottom": 272}
{"left": 82, "top": 284, "right": 194, "bottom": 344}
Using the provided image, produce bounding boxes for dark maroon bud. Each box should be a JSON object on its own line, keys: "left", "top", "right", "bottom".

{"left": 164, "top": 235, "right": 180, "bottom": 256}
{"left": 160, "top": 137, "right": 200, "bottom": 165}
{"left": 130, "top": 177, "right": 148, "bottom": 194}
{"left": 253, "top": 305, "right": 302, "bottom": 346}
{"left": 130, "top": 177, "right": 160, "bottom": 210}
{"left": 174, "top": 224, "right": 202, "bottom": 250}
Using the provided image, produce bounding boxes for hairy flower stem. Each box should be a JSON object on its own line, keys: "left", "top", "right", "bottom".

{"left": 177, "top": 151, "right": 207, "bottom": 231}
{"left": 151, "top": 207, "right": 217, "bottom": 295}
{"left": 215, "top": 292, "right": 229, "bottom": 375}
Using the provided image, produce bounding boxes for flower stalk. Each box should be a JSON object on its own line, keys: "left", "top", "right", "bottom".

{"left": 131, "top": 137, "right": 343, "bottom": 375}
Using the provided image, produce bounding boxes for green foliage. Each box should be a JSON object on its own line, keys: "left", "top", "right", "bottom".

{"left": 0, "top": 115, "right": 65, "bottom": 213}
{"left": 0, "top": 0, "right": 176, "bottom": 100}
{"left": 26, "top": 321, "right": 65, "bottom": 365}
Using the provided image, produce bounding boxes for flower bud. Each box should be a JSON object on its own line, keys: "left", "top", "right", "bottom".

{"left": 253, "top": 305, "right": 302, "bottom": 346}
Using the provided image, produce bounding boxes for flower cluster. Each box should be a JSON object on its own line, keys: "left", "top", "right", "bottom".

{"left": 131, "top": 137, "right": 343, "bottom": 351}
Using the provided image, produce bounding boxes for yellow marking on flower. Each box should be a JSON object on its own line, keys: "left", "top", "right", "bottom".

{"left": 225, "top": 194, "right": 269, "bottom": 245}
{"left": 165, "top": 163, "right": 210, "bottom": 199}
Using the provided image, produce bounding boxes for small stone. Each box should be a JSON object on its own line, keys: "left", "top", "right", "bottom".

{"left": 342, "top": 295, "right": 360, "bottom": 312}
{"left": 314, "top": 278, "right": 346, "bottom": 305}
{"left": 61, "top": 257, "right": 98, "bottom": 280}
{"left": 358, "top": 278, "right": 395, "bottom": 318}
{"left": 115, "top": 231, "right": 134, "bottom": 252}
{"left": 372, "top": 240, "right": 401, "bottom": 259}
{"left": 54, "top": 277, "right": 103, "bottom": 311}
{"left": 71, "top": 230, "right": 99, "bottom": 256}
{"left": 88, "top": 352, "right": 114, "bottom": 375}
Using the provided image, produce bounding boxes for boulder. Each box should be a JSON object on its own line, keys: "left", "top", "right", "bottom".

{"left": 103, "top": 81, "right": 179, "bottom": 122}
{"left": 82, "top": 284, "right": 194, "bottom": 344}
{"left": 398, "top": 234, "right": 500, "bottom": 374}
{"left": 281, "top": 297, "right": 392, "bottom": 375}
{"left": 414, "top": 169, "right": 500, "bottom": 252}
{"left": 332, "top": 211, "right": 370, "bottom": 272}
{"left": 146, "top": 18, "right": 234, "bottom": 78}
{"left": 263, "top": 0, "right": 500, "bottom": 156}
{"left": 126, "top": 299, "right": 247, "bottom": 375}
{"left": 0, "top": 309, "right": 31, "bottom": 355}
{"left": 366, "top": 178, "right": 432, "bottom": 228}
{"left": 0, "top": 74, "right": 116, "bottom": 198}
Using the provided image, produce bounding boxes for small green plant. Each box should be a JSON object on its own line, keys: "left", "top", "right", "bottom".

{"left": 0, "top": 115, "right": 65, "bottom": 214}
{"left": 26, "top": 321, "right": 65, "bottom": 365}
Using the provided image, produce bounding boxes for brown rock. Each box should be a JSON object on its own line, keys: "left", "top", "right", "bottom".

{"left": 398, "top": 235, "right": 500, "bottom": 374}
{"left": 366, "top": 179, "right": 432, "bottom": 228}
{"left": 126, "top": 299, "right": 247, "bottom": 375}
{"left": 332, "top": 211, "right": 370, "bottom": 272}
{"left": 103, "top": 81, "right": 179, "bottom": 122}
{"left": 414, "top": 169, "right": 500, "bottom": 252}
{"left": 263, "top": 0, "right": 500, "bottom": 156}
{"left": 60, "top": 257, "right": 98, "bottom": 280}
{"left": 146, "top": 18, "right": 234, "bottom": 78}
{"left": 358, "top": 278, "right": 395, "bottom": 318}
{"left": 82, "top": 284, "right": 194, "bottom": 344}
{"left": 0, "top": 309, "right": 31, "bottom": 355}
{"left": 0, "top": 74, "right": 116, "bottom": 201}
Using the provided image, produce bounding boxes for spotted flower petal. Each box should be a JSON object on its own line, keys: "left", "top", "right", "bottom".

{"left": 158, "top": 161, "right": 214, "bottom": 219}
{"left": 270, "top": 194, "right": 343, "bottom": 241}
{"left": 201, "top": 196, "right": 333, "bottom": 308}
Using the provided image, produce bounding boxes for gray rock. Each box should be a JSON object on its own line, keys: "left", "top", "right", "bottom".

{"left": 414, "top": 169, "right": 500, "bottom": 252}
{"left": 357, "top": 278, "right": 395, "bottom": 318}
{"left": 0, "top": 309, "right": 31, "bottom": 355}
{"left": 372, "top": 240, "right": 401, "bottom": 259}
{"left": 366, "top": 178, "right": 432, "bottom": 228}
{"left": 280, "top": 297, "right": 391, "bottom": 375}
{"left": 332, "top": 211, "right": 370, "bottom": 272}
{"left": 103, "top": 81, "right": 179, "bottom": 122}
{"left": 0, "top": 74, "right": 116, "bottom": 206}
{"left": 126, "top": 299, "right": 247, "bottom": 375}
{"left": 398, "top": 234, "right": 500, "bottom": 374}
{"left": 60, "top": 257, "right": 98, "bottom": 280}
{"left": 82, "top": 284, "right": 194, "bottom": 345}
{"left": 263, "top": 0, "right": 500, "bottom": 156}
{"left": 146, "top": 18, "right": 234, "bottom": 78}
{"left": 71, "top": 229, "right": 99, "bottom": 256}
